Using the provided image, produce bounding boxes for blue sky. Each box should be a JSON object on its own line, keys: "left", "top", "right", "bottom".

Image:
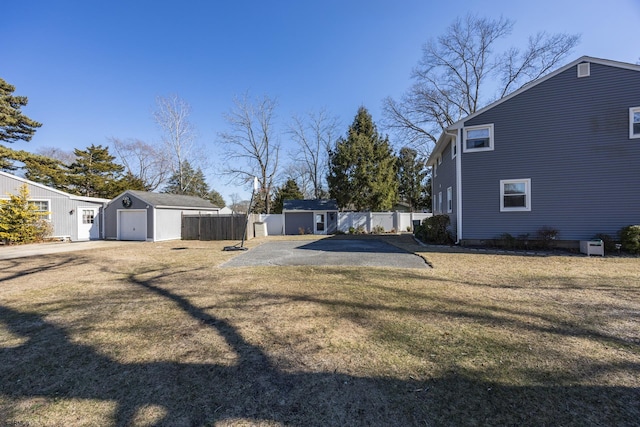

{"left": 3, "top": 0, "right": 639, "bottom": 199}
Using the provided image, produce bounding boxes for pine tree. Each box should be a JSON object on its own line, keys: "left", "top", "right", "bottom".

{"left": 328, "top": 107, "right": 398, "bottom": 211}
{"left": 66, "top": 144, "right": 128, "bottom": 198}
{"left": 271, "top": 179, "right": 304, "bottom": 214}
{"left": 0, "top": 78, "right": 42, "bottom": 143}
{"left": 208, "top": 189, "right": 226, "bottom": 207}
{"left": 397, "top": 147, "right": 430, "bottom": 211}
{"left": 163, "top": 160, "right": 210, "bottom": 198}
{"left": 0, "top": 184, "right": 52, "bottom": 244}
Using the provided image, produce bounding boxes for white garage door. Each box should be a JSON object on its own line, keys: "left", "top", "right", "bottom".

{"left": 118, "top": 210, "right": 147, "bottom": 241}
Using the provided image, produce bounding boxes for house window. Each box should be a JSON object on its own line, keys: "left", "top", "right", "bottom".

{"left": 433, "top": 163, "right": 437, "bottom": 177}
{"left": 630, "top": 107, "right": 640, "bottom": 139}
{"left": 438, "top": 191, "right": 442, "bottom": 213}
{"left": 30, "top": 200, "right": 51, "bottom": 220}
{"left": 463, "top": 124, "right": 494, "bottom": 152}
{"left": 500, "top": 179, "right": 531, "bottom": 212}
{"left": 447, "top": 187, "right": 452, "bottom": 213}
{"left": 451, "top": 140, "right": 457, "bottom": 159}
{"left": 437, "top": 155, "right": 442, "bottom": 165}
{"left": 82, "top": 209, "right": 95, "bottom": 224}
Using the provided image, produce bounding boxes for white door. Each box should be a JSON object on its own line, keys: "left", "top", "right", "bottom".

{"left": 314, "top": 212, "right": 326, "bottom": 235}
{"left": 118, "top": 210, "right": 147, "bottom": 241}
{"left": 78, "top": 207, "right": 99, "bottom": 241}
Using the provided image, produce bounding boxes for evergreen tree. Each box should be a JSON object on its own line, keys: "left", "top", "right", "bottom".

{"left": 163, "top": 160, "right": 210, "bottom": 198}
{"left": 0, "top": 78, "right": 42, "bottom": 143}
{"left": 271, "top": 179, "right": 304, "bottom": 214}
{"left": 208, "top": 189, "right": 226, "bottom": 207}
{"left": 328, "top": 107, "right": 398, "bottom": 211}
{"left": 397, "top": 147, "right": 430, "bottom": 211}
{"left": 66, "top": 144, "right": 128, "bottom": 198}
{"left": 0, "top": 184, "right": 52, "bottom": 244}
{"left": 0, "top": 145, "right": 68, "bottom": 190}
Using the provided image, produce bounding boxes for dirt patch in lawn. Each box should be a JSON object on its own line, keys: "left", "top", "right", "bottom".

{"left": 1, "top": 238, "right": 639, "bottom": 426}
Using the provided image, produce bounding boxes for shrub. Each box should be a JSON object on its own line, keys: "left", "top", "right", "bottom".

{"left": 497, "top": 233, "right": 517, "bottom": 250}
{"left": 537, "top": 226, "right": 559, "bottom": 249}
{"left": 619, "top": 225, "right": 640, "bottom": 254}
{"left": 0, "top": 184, "right": 52, "bottom": 244}
{"left": 593, "top": 233, "right": 617, "bottom": 253}
{"left": 415, "top": 214, "right": 453, "bottom": 245}
{"left": 372, "top": 225, "right": 385, "bottom": 234}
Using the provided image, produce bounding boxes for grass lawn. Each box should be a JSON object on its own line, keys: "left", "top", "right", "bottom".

{"left": 1, "top": 236, "right": 639, "bottom": 426}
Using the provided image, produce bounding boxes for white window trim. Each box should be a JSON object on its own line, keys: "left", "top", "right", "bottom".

{"left": 500, "top": 179, "right": 531, "bottom": 212}
{"left": 463, "top": 123, "right": 494, "bottom": 153}
{"left": 0, "top": 197, "right": 51, "bottom": 220}
{"left": 433, "top": 163, "right": 437, "bottom": 177}
{"left": 447, "top": 187, "right": 452, "bottom": 213}
{"left": 437, "top": 155, "right": 442, "bottom": 165}
{"left": 438, "top": 191, "right": 442, "bottom": 214}
{"left": 451, "top": 140, "right": 457, "bottom": 159}
{"left": 630, "top": 107, "right": 640, "bottom": 139}
{"left": 30, "top": 199, "right": 52, "bottom": 220}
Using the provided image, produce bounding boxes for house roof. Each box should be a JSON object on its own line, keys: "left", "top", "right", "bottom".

{"left": 283, "top": 199, "right": 338, "bottom": 211}
{"left": 0, "top": 170, "right": 110, "bottom": 203}
{"left": 126, "top": 190, "right": 219, "bottom": 209}
{"left": 426, "top": 56, "right": 640, "bottom": 166}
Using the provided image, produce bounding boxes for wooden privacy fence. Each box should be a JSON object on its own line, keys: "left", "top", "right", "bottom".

{"left": 182, "top": 214, "right": 251, "bottom": 241}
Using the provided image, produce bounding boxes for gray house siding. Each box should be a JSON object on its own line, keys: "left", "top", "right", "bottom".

{"left": 104, "top": 192, "right": 153, "bottom": 240}
{"left": 432, "top": 140, "right": 458, "bottom": 235}
{"left": 1, "top": 172, "right": 107, "bottom": 241}
{"left": 285, "top": 212, "right": 313, "bottom": 235}
{"left": 460, "top": 61, "right": 640, "bottom": 240}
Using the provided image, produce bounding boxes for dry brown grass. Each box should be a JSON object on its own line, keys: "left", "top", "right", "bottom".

{"left": 1, "top": 236, "right": 639, "bottom": 426}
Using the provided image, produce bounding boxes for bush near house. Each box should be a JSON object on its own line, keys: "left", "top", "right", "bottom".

{"left": 0, "top": 184, "right": 52, "bottom": 244}
{"left": 619, "top": 225, "right": 640, "bottom": 254}
{"left": 414, "top": 214, "right": 453, "bottom": 245}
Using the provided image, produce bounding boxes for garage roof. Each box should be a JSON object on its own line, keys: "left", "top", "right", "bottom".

{"left": 283, "top": 199, "right": 338, "bottom": 211}
{"left": 127, "top": 190, "right": 219, "bottom": 209}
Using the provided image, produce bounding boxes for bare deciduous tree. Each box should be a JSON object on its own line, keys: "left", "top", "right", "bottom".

{"left": 35, "top": 146, "right": 75, "bottom": 166}
{"left": 154, "top": 95, "right": 203, "bottom": 193}
{"left": 288, "top": 109, "right": 338, "bottom": 199}
{"left": 219, "top": 94, "right": 280, "bottom": 214}
{"left": 109, "top": 138, "right": 169, "bottom": 191}
{"left": 383, "top": 14, "right": 580, "bottom": 156}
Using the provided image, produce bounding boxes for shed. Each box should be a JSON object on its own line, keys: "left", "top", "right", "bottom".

{"left": 104, "top": 190, "right": 220, "bottom": 241}
{"left": 0, "top": 171, "right": 109, "bottom": 241}
{"left": 283, "top": 199, "right": 338, "bottom": 235}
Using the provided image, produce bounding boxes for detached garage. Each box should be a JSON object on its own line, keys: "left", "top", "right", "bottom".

{"left": 283, "top": 199, "right": 338, "bottom": 235}
{"left": 104, "top": 191, "right": 220, "bottom": 241}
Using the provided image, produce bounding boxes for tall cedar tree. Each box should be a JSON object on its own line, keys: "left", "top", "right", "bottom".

{"left": 271, "top": 178, "right": 304, "bottom": 214}
{"left": 397, "top": 147, "right": 430, "bottom": 211}
{"left": 328, "top": 107, "right": 398, "bottom": 211}
{"left": 0, "top": 78, "right": 42, "bottom": 143}
{"left": 66, "top": 144, "right": 141, "bottom": 198}
{"left": 0, "top": 184, "right": 52, "bottom": 244}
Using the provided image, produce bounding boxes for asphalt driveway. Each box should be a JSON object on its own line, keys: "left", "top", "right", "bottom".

{"left": 221, "top": 238, "right": 429, "bottom": 269}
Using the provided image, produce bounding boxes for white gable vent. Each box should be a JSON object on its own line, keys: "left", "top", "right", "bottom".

{"left": 577, "top": 62, "right": 590, "bottom": 78}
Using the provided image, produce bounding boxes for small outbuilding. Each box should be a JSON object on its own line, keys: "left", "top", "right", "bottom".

{"left": 104, "top": 190, "right": 220, "bottom": 241}
{"left": 282, "top": 199, "right": 338, "bottom": 235}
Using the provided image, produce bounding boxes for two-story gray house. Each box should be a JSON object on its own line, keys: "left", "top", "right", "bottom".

{"left": 427, "top": 56, "right": 640, "bottom": 245}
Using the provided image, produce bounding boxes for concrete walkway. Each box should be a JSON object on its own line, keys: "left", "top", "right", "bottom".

{"left": 0, "top": 240, "right": 137, "bottom": 260}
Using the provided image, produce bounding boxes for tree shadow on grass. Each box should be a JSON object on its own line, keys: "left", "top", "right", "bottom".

{"left": 1, "top": 268, "right": 639, "bottom": 426}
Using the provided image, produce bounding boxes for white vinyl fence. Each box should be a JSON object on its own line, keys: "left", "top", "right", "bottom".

{"left": 259, "top": 212, "right": 432, "bottom": 235}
